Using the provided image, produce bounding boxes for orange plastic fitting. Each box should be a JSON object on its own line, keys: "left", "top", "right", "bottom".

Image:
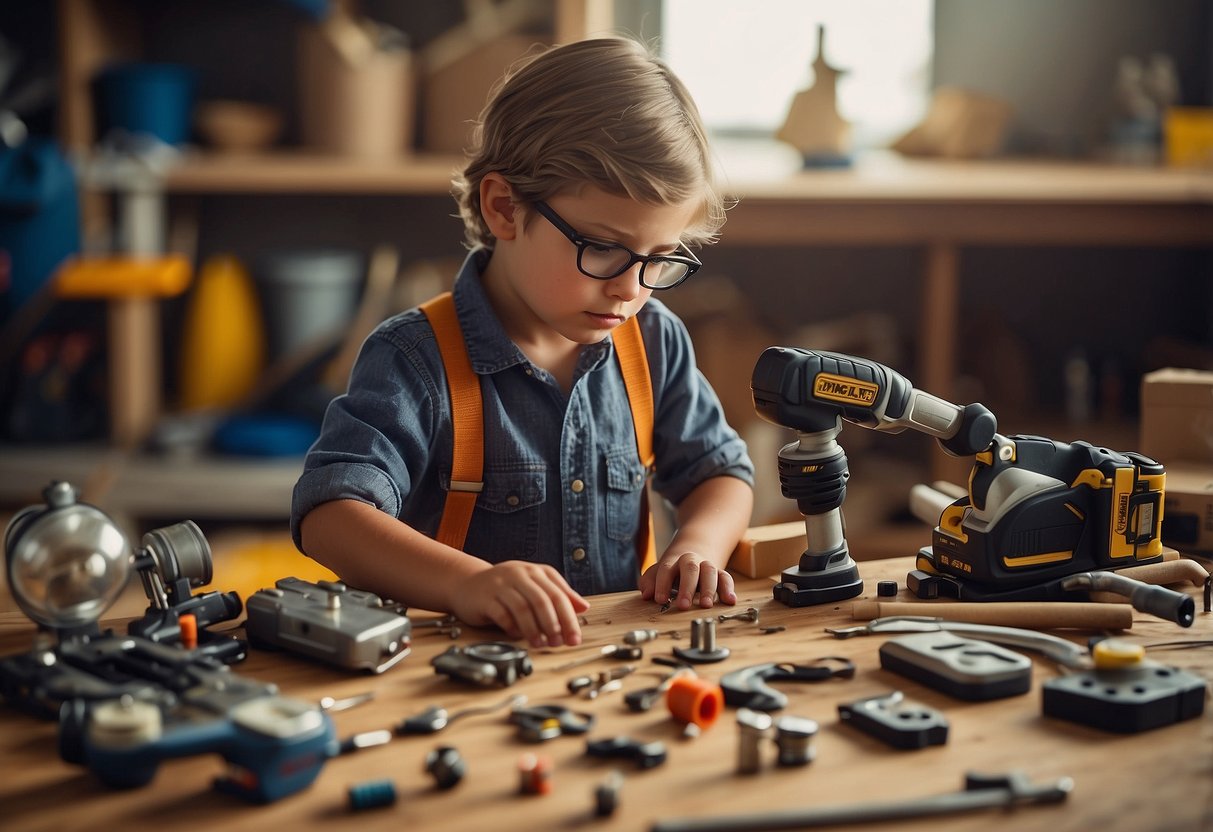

{"left": 666, "top": 676, "right": 724, "bottom": 730}
{"left": 178, "top": 613, "right": 198, "bottom": 650}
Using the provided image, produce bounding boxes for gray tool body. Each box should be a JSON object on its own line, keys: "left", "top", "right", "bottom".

{"left": 879, "top": 631, "right": 1032, "bottom": 700}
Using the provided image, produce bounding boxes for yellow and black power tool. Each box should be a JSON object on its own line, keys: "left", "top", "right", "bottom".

{"left": 751, "top": 347, "right": 1178, "bottom": 618}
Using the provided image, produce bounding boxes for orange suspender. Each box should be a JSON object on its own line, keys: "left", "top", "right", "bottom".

{"left": 420, "top": 293, "right": 484, "bottom": 550}
{"left": 611, "top": 307, "right": 659, "bottom": 573}
{"left": 420, "top": 291, "right": 657, "bottom": 572}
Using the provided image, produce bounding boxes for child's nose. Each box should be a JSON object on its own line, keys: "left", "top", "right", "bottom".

{"left": 606, "top": 265, "right": 644, "bottom": 300}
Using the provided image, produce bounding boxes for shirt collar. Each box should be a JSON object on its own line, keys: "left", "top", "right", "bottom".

{"left": 451, "top": 249, "right": 612, "bottom": 376}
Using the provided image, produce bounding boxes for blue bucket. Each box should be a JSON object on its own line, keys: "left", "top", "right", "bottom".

{"left": 95, "top": 62, "right": 196, "bottom": 146}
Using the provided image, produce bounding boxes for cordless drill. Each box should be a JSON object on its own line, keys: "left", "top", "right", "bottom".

{"left": 751, "top": 347, "right": 997, "bottom": 606}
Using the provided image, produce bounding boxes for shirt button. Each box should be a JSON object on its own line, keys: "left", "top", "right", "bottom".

{"left": 506, "top": 495, "right": 519, "bottom": 506}
{"left": 572, "top": 547, "right": 587, "bottom": 562}
{"left": 570, "top": 479, "right": 585, "bottom": 494}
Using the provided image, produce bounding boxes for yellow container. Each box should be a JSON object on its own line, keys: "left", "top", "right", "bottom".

{"left": 1165, "top": 107, "right": 1213, "bottom": 168}
{"left": 179, "top": 254, "right": 266, "bottom": 410}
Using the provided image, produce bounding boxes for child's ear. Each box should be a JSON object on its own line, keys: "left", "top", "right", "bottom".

{"left": 480, "top": 173, "right": 519, "bottom": 241}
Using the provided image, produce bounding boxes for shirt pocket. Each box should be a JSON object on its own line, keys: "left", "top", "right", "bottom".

{"left": 604, "top": 445, "right": 646, "bottom": 542}
{"left": 464, "top": 467, "right": 546, "bottom": 561}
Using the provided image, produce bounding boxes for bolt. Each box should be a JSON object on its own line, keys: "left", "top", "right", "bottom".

{"left": 774, "top": 716, "right": 819, "bottom": 767}
{"left": 736, "top": 708, "right": 773, "bottom": 774}
{"left": 673, "top": 618, "right": 730, "bottom": 664}
{"left": 718, "top": 607, "right": 760, "bottom": 624}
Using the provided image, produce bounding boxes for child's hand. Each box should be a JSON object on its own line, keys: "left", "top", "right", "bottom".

{"left": 453, "top": 561, "right": 590, "bottom": 648}
{"left": 639, "top": 552, "right": 737, "bottom": 611}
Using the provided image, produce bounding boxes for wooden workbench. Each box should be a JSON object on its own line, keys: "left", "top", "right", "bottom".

{"left": 1, "top": 556, "right": 1210, "bottom": 832}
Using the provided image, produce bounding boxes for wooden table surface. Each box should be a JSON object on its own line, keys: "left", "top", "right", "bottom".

{"left": 1, "top": 556, "right": 1210, "bottom": 832}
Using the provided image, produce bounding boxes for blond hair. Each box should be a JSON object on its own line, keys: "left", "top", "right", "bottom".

{"left": 452, "top": 37, "right": 725, "bottom": 251}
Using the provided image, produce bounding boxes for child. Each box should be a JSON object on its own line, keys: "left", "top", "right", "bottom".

{"left": 292, "top": 37, "right": 754, "bottom": 649}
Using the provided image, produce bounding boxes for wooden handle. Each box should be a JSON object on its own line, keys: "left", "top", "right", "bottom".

{"left": 852, "top": 599, "right": 1132, "bottom": 630}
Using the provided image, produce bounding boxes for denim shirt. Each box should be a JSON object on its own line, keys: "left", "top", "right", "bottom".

{"left": 291, "top": 249, "right": 754, "bottom": 595}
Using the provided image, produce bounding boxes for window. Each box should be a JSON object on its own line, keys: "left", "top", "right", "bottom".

{"left": 660, "top": 0, "right": 934, "bottom": 150}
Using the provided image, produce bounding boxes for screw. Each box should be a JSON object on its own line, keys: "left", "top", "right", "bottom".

{"left": 673, "top": 618, "right": 730, "bottom": 664}
{"left": 774, "top": 716, "right": 819, "bottom": 767}
{"left": 718, "top": 607, "right": 760, "bottom": 624}
{"left": 736, "top": 708, "right": 774, "bottom": 774}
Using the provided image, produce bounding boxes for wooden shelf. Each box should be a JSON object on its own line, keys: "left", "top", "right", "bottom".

{"left": 160, "top": 150, "right": 465, "bottom": 195}
{"left": 0, "top": 444, "right": 301, "bottom": 522}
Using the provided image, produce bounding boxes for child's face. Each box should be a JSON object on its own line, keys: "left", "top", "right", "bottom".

{"left": 508, "top": 187, "right": 702, "bottom": 345}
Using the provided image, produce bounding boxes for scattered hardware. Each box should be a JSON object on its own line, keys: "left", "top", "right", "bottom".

{"left": 774, "top": 715, "right": 818, "bottom": 766}
{"left": 625, "top": 666, "right": 695, "bottom": 712}
{"left": 624, "top": 628, "right": 681, "bottom": 644}
{"left": 758, "top": 625, "right": 786, "bottom": 635}
{"left": 1042, "top": 638, "right": 1206, "bottom": 733}
{"left": 347, "top": 778, "right": 397, "bottom": 812}
{"left": 518, "top": 752, "right": 553, "bottom": 795}
{"left": 673, "top": 618, "right": 730, "bottom": 664}
{"left": 509, "top": 704, "right": 595, "bottom": 742}
{"left": 425, "top": 745, "right": 466, "bottom": 789}
{"left": 649, "top": 770, "right": 1073, "bottom": 832}
{"left": 319, "top": 692, "right": 375, "bottom": 712}
{"left": 877, "top": 580, "right": 898, "bottom": 597}
{"left": 551, "top": 644, "right": 643, "bottom": 672}
{"left": 721, "top": 658, "right": 855, "bottom": 711}
{"left": 337, "top": 729, "right": 392, "bottom": 755}
{"left": 732, "top": 709, "right": 819, "bottom": 774}
{"left": 413, "top": 614, "right": 463, "bottom": 639}
{"left": 827, "top": 616, "right": 1090, "bottom": 669}
{"left": 586, "top": 736, "right": 667, "bottom": 769}
{"left": 625, "top": 628, "right": 659, "bottom": 644}
{"left": 594, "top": 769, "right": 625, "bottom": 817}
{"left": 246, "top": 578, "right": 411, "bottom": 673}
{"left": 568, "top": 665, "right": 637, "bottom": 698}
{"left": 398, "top": 692, "right": 526, "bottom": 735}
{"left": 879, "top": 631, "right": 1033, "bottom": 700}
{"left": 853, "top": 599, "right": 1133, "bottom": 630}
{"left": 67, "top": 689, "right": 335, "bottom": 803}
{"left": 735, "top": 708, "right": 772, "bottom": 774}
{"left": 838, "top": 691, "right": 948, "bottom": 749}
{"left": 658, "top": 588, "right": 680, "bottom": 614}
{"left": 717, "top": 607, "right": 760, "bottom": 624}
{"left": 432, "top": 642, "right": 533, "bottom": 686}
{"left": 666, "top": 675, "right": 724, "bottom": 731}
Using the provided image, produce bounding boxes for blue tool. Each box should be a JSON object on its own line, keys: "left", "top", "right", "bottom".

{"left": 68, "top": 687, "right": 336, "bottom": 803}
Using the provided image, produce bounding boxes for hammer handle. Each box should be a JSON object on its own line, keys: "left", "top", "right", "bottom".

{"left": 851, "top": 600, "right": 1132, "bottom": 630}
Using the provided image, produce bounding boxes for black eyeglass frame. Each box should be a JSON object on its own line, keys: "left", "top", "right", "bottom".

{"left": 531, "top": 200, "right": 701, "bottom": 290}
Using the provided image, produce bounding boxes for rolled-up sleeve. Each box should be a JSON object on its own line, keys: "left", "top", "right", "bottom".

{"left": 290, "top": 315, "right": 441, "bottom": 548}
{"left": 642, "top": 302, "right": 755, "bottom": 507}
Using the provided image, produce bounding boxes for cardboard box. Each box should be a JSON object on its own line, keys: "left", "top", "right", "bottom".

{"left": 1161, "top": 462, "right": 1213, "bottom": 554}
{"left": 1140, "top": 368, "right": 1213, "bottom": 465}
